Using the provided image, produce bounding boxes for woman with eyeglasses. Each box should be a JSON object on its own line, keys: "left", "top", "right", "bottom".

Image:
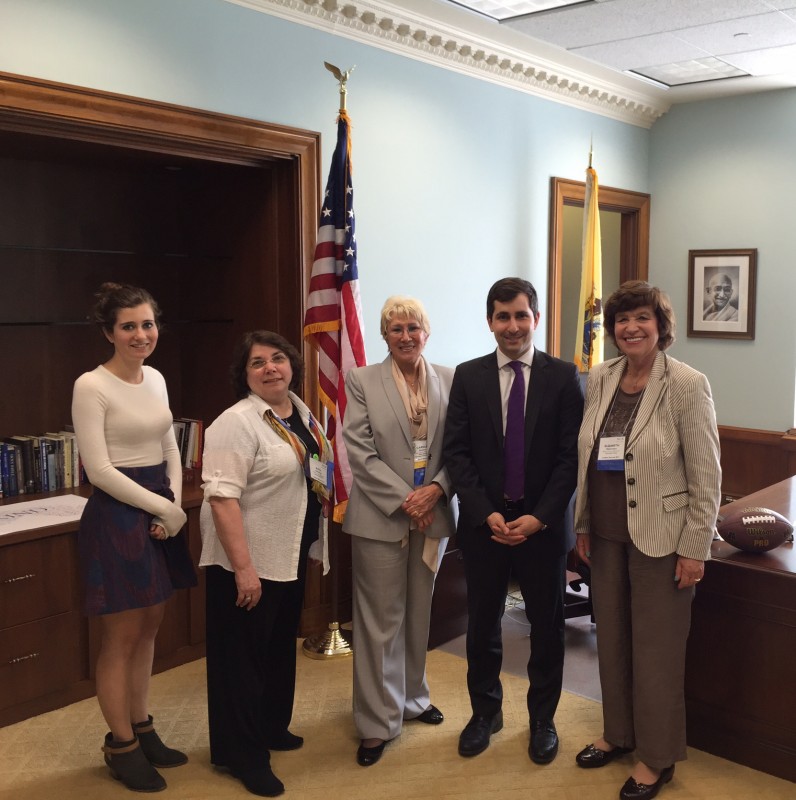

{"left": 342, "top": 296, "right": 456, "bottom": 767}
{"left": 199, "top": 331, "right": 331, "bottom": 798}
{"left": 573, "top": 282, "right": 721, "bottom": 800}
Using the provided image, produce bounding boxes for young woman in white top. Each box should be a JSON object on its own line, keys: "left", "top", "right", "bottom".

{"left": 72, "top": 283, "right": 190, "bottom": 793}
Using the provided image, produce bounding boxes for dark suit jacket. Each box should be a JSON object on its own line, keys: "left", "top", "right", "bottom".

{"left": 442, "top": 348, "right": 584, "bottom": 558}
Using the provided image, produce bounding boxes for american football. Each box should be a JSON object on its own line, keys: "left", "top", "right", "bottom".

{"left": 717, "top": 506, "right": 794, "bottom": 553}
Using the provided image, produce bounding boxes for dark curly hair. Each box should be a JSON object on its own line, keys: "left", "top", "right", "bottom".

{"left": 604, "top": 280, "right": 676, "bottom": 351}
{"left": 92, "top": 282, "right": 161, "bottom": 334}
{"left": 230, "top": 330, "right": 304, "bottom": 400}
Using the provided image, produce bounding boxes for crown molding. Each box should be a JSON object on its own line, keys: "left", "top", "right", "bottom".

{"left": 225, "top": 0, "right": 670, "bottom": 128}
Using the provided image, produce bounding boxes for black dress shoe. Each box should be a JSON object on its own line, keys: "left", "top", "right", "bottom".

{"left": 458, "top": 711, "right": 503, "bottom": 757}
{"left": 356, "top": 740, "right": 387, "bottom": 767}
{"left": 264, "top": 730, "right": 304, "bottom": 751}
{"left": 575, "top": 743, "right": 634, "bottom": 768}
{"left": 414, "top": 705, "right": 444, "bottom": 725}
{"left": 619, "top": 765, "right": 675, "bottom": 800}
{"left": 529, "top": 720, "right": 559, "bottom": 764}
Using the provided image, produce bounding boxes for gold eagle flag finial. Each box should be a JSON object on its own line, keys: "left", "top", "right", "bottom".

{"left": 324, "top": 62, "right": 355, "bottom": 112}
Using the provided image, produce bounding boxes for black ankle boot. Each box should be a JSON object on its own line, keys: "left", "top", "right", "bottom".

{"left": 102, "top": 733, "right": 166, "bottom": 792}
{"left": 132, "top": 715, "right": 188, "bottom": 768}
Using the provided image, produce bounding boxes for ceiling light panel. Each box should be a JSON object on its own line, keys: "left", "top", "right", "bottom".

{"left": 634, "top": 57, "right": 748, "bottom": 86}
{"left": 450, "top": 0, "right": 586, "bottom": 23}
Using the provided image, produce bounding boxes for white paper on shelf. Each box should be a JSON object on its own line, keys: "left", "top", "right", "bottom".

{"left": 0, "top": 494, "right": 88, "bottom": 536}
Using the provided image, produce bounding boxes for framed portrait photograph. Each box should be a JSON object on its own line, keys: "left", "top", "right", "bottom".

{"left": 687, "top": 248, "right": 757, "bottom": 340}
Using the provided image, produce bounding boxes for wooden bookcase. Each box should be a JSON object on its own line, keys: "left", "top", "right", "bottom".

{"left": 0, "top": 73, "right": 348, "bottom": 726}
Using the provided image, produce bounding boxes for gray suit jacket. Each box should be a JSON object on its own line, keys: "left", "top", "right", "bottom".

{"left": 574, "top": 351, "right": 721, "bottom": 561}
{"left": 342, "top": 356, "right": 455, "bottom": 542}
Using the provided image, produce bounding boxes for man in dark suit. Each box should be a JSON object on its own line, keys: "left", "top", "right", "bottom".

{"left": 442, "top": 277, "right": 583, "bottom": 764}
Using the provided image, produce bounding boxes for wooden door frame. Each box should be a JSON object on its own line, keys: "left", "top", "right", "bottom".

{"left": 0, "top": 70, "right": 322, "bottom": 410}
{"left": 547, "top": 177, "right": 650, "bottom": 357}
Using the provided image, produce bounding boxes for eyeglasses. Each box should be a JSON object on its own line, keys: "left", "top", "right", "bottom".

{"left": 247, "top": 353, "right": 289, "bottom": 369}
{"left": 387, "top": 324, "right": 424, "bottom": 337}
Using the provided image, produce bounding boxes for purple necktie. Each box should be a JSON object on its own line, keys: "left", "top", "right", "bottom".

{"left": 504, "top": 361, "right": 525, "bottom": 501}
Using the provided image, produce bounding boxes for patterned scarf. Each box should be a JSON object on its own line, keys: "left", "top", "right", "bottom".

{"left": 262, "top": 406, "right": 334, "bottom": 508}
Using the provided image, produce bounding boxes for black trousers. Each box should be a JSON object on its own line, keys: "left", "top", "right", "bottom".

{"left": 205, "top": 564, "right": 307, "bottom": 771}
{"left": 461, "top": 513, "right": 566, "bottom": 723}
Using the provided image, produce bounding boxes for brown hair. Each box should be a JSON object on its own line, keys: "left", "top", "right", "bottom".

{"left": 230, "top": 330, "right": 304, "bottom": 400}
{"left": 604, "top": 280, "right": 676, "bottom": 351}
{"left": 92, "top": 282, "right": 161, "bottom": 333}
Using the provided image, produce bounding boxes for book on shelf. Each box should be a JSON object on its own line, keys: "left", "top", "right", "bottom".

{"left": 0, "top": 441, "right": 21, "bottom": 497}
{"left": 174, "top": 417, "right": 204, "bottom": 470}
{"left": 3, "top": 435, "right": 37, "bottom": 493}
{"left": 46, "top": 431, "right": 80, "bottom": 489}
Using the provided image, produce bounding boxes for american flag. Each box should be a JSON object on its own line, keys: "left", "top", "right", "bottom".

{"left": 304, "top": 110, "right": 366, "bottom": 523}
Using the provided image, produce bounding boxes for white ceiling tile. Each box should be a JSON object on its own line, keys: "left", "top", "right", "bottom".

{"left": 675, "top": 12, "right": 796, "bottom": 55}
{"left": 572, "top": 33, "right": 706, "bottom": 71}
{"left": 724, "top": 42, "right": 796, "bottom": 74}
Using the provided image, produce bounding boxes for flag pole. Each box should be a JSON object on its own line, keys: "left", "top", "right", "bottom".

{"left": 302, "top": 62, "right": 359, "bottom": 660}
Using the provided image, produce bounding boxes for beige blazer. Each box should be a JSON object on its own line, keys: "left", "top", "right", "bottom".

{"left": 342, "top": 356, "right": 455, "bottom": 542}
{"left": 574, "top": 351, "right": 721, "bottom": 561}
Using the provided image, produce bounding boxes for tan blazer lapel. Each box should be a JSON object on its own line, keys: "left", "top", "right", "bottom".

{"left": 379, "top": 357, "right": 413, "bottom": 449}
{"left": 426, "top": 361, "right": 441, "bottom": 447}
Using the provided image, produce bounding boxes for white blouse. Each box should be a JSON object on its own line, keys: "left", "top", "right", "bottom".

{"left": 199, "top": 392, "right": 329, "bottom": 581}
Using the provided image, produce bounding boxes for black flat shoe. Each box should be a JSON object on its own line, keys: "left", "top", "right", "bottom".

{"left": 576, "top": 743, "right": 634, "bottom": 768}
{"left": 458, "top": 711, "right": 503, "bottom": 757}
{"left": 356, "top": 740, "right": 387, "bottom": 767}
{"left": 230, "top": 766, "right": 285, "bottom": 797}
{"left": 414, "top": 705, "right": 444, "bottom": 725}
{"left": 264, "top": 730, "right": 304, "bottom": 751}
{"left": 529, "top": 720, "right": 559, "bottom": 764}
{"left": 619, "top": 765, "right": 674, "bottom": 800}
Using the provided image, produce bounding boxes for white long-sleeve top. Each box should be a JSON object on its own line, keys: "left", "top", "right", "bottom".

{"left": 71, "top": 364, "right": 186, "bottom": 535}
{"left": 199, "top": 392, "right": 329, "bottom": 581}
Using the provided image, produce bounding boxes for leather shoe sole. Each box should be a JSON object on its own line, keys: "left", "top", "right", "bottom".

{"left": 529, "top": 721, "right": 559, "bottom": 764}
{"left": 356, "top": 740, "right": 387, "bottom": 767}
{"left": 458, "top": 711, "right": 503, "bottom": 757}
{"left": 619, "top": 765, "right": 674, "bottom": 800}
{"left": 414, "top": 705, "right": 444, "bottom": 725}
{"left": 575, "top": 743, "right": 634, "bottom": 768}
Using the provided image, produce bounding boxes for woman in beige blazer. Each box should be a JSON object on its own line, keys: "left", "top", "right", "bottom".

{"left": 573, "top": 282, "right": 721, "bottom": 800}
{"left": 343, "top": 296, "right": 455, "bottom": 767}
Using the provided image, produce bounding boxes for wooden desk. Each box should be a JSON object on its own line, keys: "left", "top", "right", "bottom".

{"left": 684, "top": 478, "right": 796, "bottom": 783}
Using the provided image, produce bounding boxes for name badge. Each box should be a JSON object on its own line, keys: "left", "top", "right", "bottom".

{"left": 413, "top": 440, "right": 428, "bottom": 488}
{"left": 596, "top": 436, "right": 626, "bottom": 471}
{"left": 309, "top": 455, "right": 333, "bottom": 489}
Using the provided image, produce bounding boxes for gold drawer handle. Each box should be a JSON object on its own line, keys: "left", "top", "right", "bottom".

{"left": 8, "top": 652, "right": 40, "bottom": 665}
{"left": 3, "top": 573, "right": 36, "bottom": 584}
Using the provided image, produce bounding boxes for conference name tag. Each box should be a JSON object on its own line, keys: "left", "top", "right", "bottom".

{"left": 413, "top": 440, "right": 428, "bottom": 487}
{"left": 596, "top": 436, "right": 626, "bottom": 471}
{"left": 309, "top": 456, "right": 333, "bottom": 489}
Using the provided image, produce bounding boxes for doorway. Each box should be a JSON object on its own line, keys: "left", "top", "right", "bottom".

{"left": 547, "top": 177, "right": 650, "bottom": 358}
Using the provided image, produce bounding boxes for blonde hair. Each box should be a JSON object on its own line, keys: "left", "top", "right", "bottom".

{"left": 379, "top": 295, "right": 431, "bottom": 339}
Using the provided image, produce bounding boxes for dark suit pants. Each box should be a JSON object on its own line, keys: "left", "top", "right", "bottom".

{"left": 461, "top": 523, "right": 566, "bottom": 723}
{"left": 205, "top": 564, "right": 306, "bottom": 771}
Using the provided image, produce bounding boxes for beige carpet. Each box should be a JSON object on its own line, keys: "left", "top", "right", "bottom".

{"left": 0, "top": 646, "right": 792, "bottom": 800}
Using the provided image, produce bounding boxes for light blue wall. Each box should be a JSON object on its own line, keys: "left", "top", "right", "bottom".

{"left": 1, "top": 0, "right": 649, "bottom": 371}
{"left": 649, "top": 91, "right": 796, "bottom": 430}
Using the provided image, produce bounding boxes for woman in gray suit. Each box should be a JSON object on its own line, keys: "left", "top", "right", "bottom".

{"left": 343, "top": 296, "right": 455, "bottom": 767}
{"left": 573, "top": 281, "right": 721, "bottom": 800}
